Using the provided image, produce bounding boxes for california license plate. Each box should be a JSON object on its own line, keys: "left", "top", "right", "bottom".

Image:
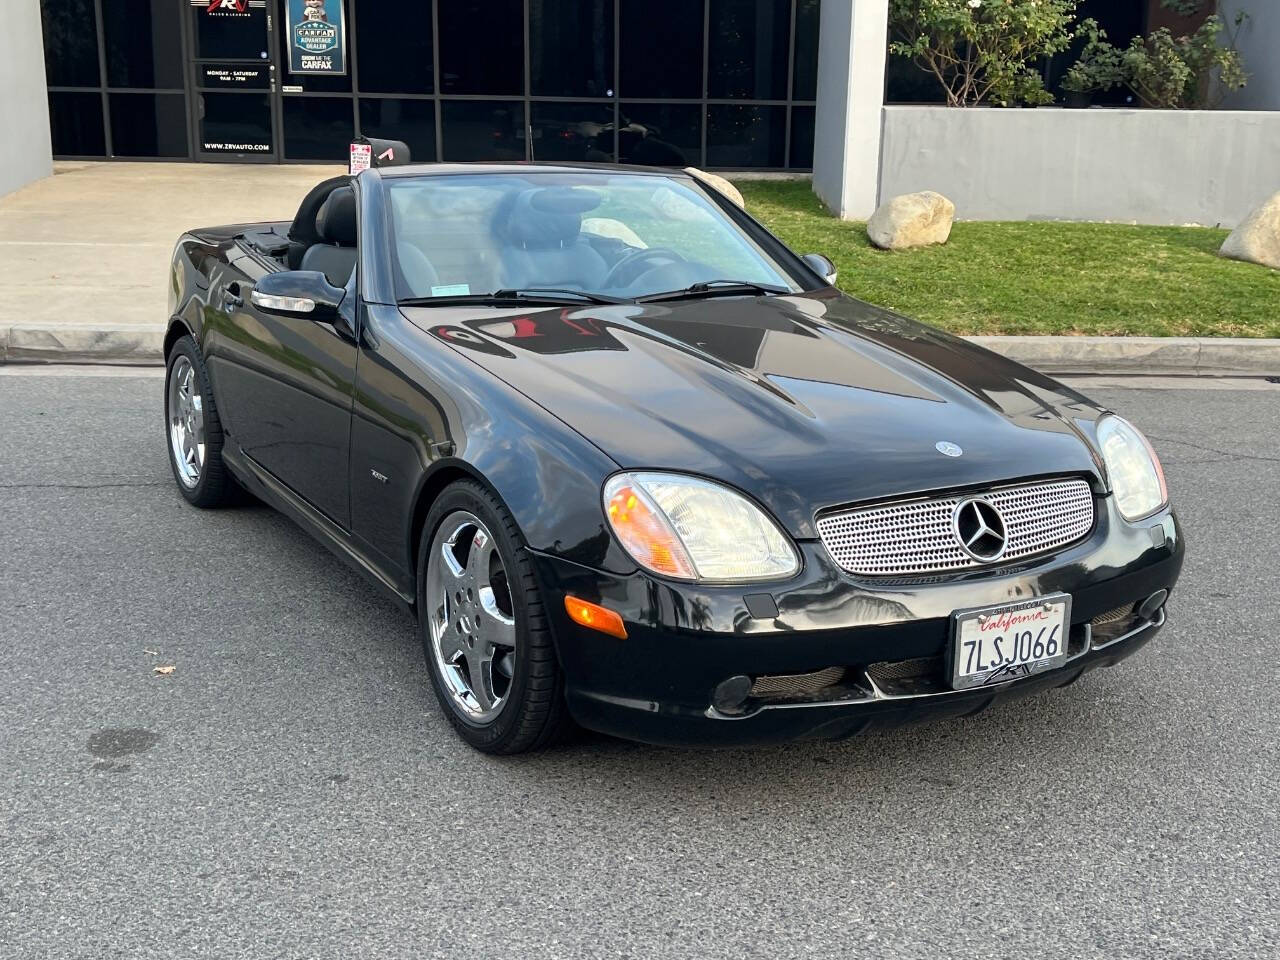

{"left": 950, "top": 594, "right": 1072, "bottom": 690}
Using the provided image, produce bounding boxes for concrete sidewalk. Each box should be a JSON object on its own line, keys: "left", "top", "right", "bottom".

{"left": 0, "top": 161, "right": 341, "bottom": 358}
{"left": 1, "top": 161, "right": 1278, "bottom": 374}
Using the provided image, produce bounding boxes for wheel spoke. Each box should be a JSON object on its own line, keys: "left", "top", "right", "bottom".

{"left": 478, "top": 585, "right": 517, "bottom": 649}
{"left": 438, "top": 538, "right": 468, "bottom": 586}
{"left": 466, "top": 645, "right": 497, "bottom": 712}
{"left": 436, "top": 624, "right": 467, "bottom": 665}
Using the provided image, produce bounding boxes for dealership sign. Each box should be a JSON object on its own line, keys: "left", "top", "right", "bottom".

{"left": 286, "top": 0, "right": 348, "bottom": 75}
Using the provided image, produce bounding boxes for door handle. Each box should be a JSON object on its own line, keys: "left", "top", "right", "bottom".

{"left": 224, "top": 281, "right": 244, "bottom": 312}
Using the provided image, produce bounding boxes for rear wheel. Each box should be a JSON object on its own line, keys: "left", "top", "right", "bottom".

{"left": 418, "top": 480, "right": 571, "bottom": 754}
{"left": 165, "top": 335, "right": 234, "bottom": 508}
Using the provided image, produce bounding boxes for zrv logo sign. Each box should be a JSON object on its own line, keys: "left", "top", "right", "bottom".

{"left": 206, "top": 0, "right": 247, "bottom": 12}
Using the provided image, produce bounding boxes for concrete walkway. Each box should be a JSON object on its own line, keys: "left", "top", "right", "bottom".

{"left": 0, "top": 162, "right": 341, "bottom": 358}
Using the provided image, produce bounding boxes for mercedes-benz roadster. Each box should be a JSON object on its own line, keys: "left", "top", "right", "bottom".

{"left": 164, "top": 164, "right": 1183, "bottom": 753}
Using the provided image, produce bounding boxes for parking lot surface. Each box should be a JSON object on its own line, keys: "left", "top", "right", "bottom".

{"left": 1, "top": 370, "right": 1276, "bottom": 959}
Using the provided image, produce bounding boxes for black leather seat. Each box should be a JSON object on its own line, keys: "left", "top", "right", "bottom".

{"left": 301, "top": 187, "right": 359, "bottom": 287}
{"left": 494, "top": 188, "right": 608, "bottom": 291}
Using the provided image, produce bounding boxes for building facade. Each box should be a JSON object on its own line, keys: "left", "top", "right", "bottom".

{"left": 37, "top": 0, "right": 821, "bottom": 170}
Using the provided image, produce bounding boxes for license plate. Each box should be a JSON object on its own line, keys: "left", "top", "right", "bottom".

{"left": 950, "top": 594, "right": 1072, "bottom": 690}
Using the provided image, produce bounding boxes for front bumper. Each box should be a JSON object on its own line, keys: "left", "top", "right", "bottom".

{"left": 531, "top": 503, "right": 1183, "bottom": 747}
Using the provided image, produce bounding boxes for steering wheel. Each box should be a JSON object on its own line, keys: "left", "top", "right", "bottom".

{"left": 602, "top": 247, "right": 685, "bottom": 291}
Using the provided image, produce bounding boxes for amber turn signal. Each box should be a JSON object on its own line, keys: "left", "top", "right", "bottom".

{"left": 564, "top": 595, "right": 628, "bottom": 639}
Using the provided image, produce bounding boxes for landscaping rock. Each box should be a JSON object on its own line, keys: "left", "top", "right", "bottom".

{"left": 1219, "top": 191, "right": 1280, "bottom": 270}
{"left": 867, "top": 191, "right": 955, "bottom": 251}
{"left": 684, "top": 168, "right": 745, "bottom": 208}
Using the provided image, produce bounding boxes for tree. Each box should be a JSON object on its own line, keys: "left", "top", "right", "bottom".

{"left": 888, "top": 0, "right": 1082, "bottom": 107}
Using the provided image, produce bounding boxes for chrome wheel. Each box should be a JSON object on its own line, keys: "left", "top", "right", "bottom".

{"left": 426, "top": 511, "right": 518, "bottom": 723}
{"left": 167, "top": 355, "right": 205, "bottom": 489}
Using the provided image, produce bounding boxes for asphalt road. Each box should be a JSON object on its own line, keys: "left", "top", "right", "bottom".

{"left": 1, "top": 370, "right": 1276, "bottom": 960}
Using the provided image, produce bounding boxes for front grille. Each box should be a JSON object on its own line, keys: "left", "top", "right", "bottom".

{"left": 816, "top": 477, "right": 1095, "bottom": 577}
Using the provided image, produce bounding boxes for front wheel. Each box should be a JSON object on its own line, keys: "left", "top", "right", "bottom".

{"left": 165, "top": 334, "right": 235, "bottom": 508}
{"left": 417, "top": 480, "right": 571, "bottom": 754}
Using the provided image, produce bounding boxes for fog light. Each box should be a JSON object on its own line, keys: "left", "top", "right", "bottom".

{"left": 712, "top": 675, "right": 753, "bottom": 715}
{"left": 1138, "top": 589, "right": 1169, "bottom": 622}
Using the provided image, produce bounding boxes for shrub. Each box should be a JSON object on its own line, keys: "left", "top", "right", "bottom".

{"left": 888, "top": 0, "right": 1082, "bottom": 107}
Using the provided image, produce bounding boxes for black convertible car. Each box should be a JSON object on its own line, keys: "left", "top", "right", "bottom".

{"left": 164, "top": 163, "right": 1183, "bottom": 753}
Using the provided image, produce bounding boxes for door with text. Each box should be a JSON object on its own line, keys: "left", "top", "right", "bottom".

{"left": 189, "top": 0, "right": 279, "bottom": 161}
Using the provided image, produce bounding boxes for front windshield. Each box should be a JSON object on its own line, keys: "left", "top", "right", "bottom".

{"left": 385, "top": 172, "right": 804, "bottom": 302}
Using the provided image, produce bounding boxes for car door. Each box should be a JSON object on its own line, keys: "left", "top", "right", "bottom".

{"left": 204, "top": 246, "right": 359, "bottom": 529}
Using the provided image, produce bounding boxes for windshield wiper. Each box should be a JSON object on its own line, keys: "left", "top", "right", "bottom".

{"left": 635, "top": 280, "right": 790, "bottom": 303}
{"left": 399, "top": 288, "right": 629, "bottom": 307}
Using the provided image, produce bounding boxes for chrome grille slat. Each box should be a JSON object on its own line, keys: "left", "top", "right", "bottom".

{"left": 816, "top": 478, "right": 1095, "bottom": 577}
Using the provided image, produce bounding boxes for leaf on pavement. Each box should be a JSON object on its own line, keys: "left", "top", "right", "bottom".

{"left": 153, "top": 665, "right": 175, "bottom": 676}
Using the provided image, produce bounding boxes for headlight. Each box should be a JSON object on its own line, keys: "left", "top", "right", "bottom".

{"left": 1096, "top": 415, "right": 1168, "bottom": 521}
{"left": 603, "top": 472, "right": 800, "bottom": 582}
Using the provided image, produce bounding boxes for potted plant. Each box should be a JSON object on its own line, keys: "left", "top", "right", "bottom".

{"left": 1060, "top": 19, "right": 1125, "bottom": 107}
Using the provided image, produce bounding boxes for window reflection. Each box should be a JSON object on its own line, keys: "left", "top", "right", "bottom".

{"left": 792, "top": 0, "right": 820, "bottom": 101}
{"left": 360, "top": 99, "right": 437, "bottom": 163}
{"left": 617, "top": 104, "right": 700, "bottom": 167}
{"left": 105, "top": 0, "right": 184, "bottom": 89}
{"left": 109, "top": 93, "right": 188, "bottom": 157}
{"left": 708, "top": 0, "right": 791, "bottom": 100}
{"left": 707, "top": 104, "right": 786, "bottom": 168}
{"left": 440, "top": 101, "right": 525, "bottom": 161}
{"left": 529, "top": 103, "right": 615, "bottom": 163}
{"left": 439, "top": 0, "right": 522, "bottom": 94}
{"left": 531, "top": 0, "right": 614, "bottom": 97}
{"left": 48, "top": 92, "right": 105, "bottom": 156}
{"left": 357, "top": 0, "right": 433, "bottom": 93}
{"left": 283, "top": 97, "right": 354, "bottom": 161}
{"left": 40, "top": 0, "right": 100, "bottom": 87}
{"left": 619, "top": 0, "right": 703, "bottom": 99}
{"left": 789, "top": 105, "right": 815, "bottom": 170}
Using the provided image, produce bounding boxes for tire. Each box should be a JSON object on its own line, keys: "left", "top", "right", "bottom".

{"left": 417, "top": 479, "right": 572, "bottom": 754}
{"left": 164, "top": 334, "right": 235, "bottom": 508}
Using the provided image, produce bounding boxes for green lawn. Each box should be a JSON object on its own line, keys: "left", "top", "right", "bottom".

{"left": 733, "top": 178, "right": 1279, "bottom": 338}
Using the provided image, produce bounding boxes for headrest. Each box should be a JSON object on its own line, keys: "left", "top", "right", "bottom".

{"left": 317, "top": 186, "right": 357, "bottom": 245}
{"left": 288, "top": 175, "right": 351, "bottom": 245}
{"left": 498, "top": 187, "right": 602, "bottom": 248}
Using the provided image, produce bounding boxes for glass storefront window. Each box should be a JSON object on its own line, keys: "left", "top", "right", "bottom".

{"left": 41, "top": 0, "right": 101, "bottom": 87}
{"left": 283, "top": 96, "right": 355, "bottom": 161}
{"left": 42, "top": 0, "right": 814, "bottom": 168}
{"left": 105, "top": 0, "right": 184, "bottom": 89}
{"left": 438, "top": 0, "right": 523, "bottom": 95}
{"left": 707, "top": 0, "right": 791, "bottom": 100}
{"left": 109, "top": 93, "right": 188, "bottom": 157}
{"left": 199, "top": 92, "right": 274, "bottom": 158}
{"left": 706, "top": 103, "right": 786, "bottom": 168}
{"left": 530, "top": 0, "right": 614, "bottom": 98}
{"left": 360, "top": 98, "right": 437, "bottom": 164}
{"left": 47, "top": 92, "right": 106, "bottom": 156}
{"left": 356, "top": 1, "right": 433, "bottom": 94}
{"left": 792, "top": 0, "right": 819, "bottom": 101}
{"left": 529, "top": 102, "right": 615, "bottom": 163}
{"left": 789, "top": 105, "right": 814, "bottom": 170}
{"left": 440, "top": 100, "right": 525, "bottom": 161}
{"left": 192, "top": 3, "right": 269, "bottom": 61}
{"left": 619, "top": 0, "right": 703, "bottom": 99}
{"left": 617, "top": 103, "right": 701, "bottom": 168}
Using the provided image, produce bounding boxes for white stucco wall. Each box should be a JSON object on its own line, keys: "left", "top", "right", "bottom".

{"left": 812, "top": 0, "right": 888, "bottom": 219}
{"left": 879, "top": 106, "right": 1280, "bottom": 227}
{"left": 0, "top": 0, "right": 53, "bottom": 197}
{"left": 1220, "top": 2, "right": 1280, "bottom": 111}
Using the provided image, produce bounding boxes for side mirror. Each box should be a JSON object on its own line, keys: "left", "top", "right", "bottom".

{"left": 801, "top": 253, "right": 838, "bottom": 286}
{"left": 251, "top": 270, "right": 345, "bottom": 321}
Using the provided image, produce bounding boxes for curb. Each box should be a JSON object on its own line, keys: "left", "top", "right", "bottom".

{"left": 2, "top": 325, "right": 1278, "bottom": 377}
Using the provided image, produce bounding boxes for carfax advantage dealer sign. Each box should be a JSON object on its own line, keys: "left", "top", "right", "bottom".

{"left": 286, "top": 0, "right": 348, "bottom": 75}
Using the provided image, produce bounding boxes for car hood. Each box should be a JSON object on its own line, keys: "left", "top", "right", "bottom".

{"left": 402, "top": 291, "right": 1107, "bottom": 539}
